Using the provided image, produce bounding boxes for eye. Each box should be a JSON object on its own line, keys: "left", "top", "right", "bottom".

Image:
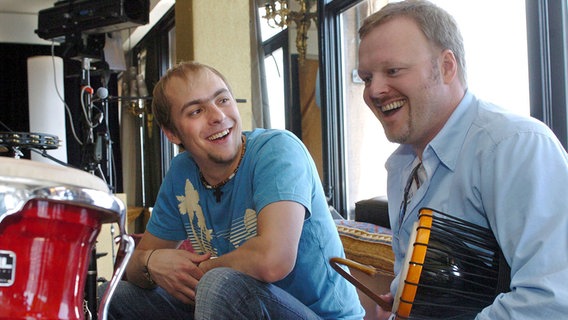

{"left": 188, "top": 107, "right": 203, "bottom": 117}
{"left": 357, "top": 72, "right": 372, "bottom": 85}
{"left": 387, "top": 68, "right": 400, "bottom": 76}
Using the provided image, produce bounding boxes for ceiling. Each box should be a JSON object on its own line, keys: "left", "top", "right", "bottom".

{"left": 0, "top": 0, "right": 54, "bottom": 14}
{"left": 0, "top": 0, "right": 173, "bottom": 48}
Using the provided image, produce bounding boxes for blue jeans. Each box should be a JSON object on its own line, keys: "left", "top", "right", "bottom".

{"left": 98, "top": 267, "right": 322, "bottom": 320}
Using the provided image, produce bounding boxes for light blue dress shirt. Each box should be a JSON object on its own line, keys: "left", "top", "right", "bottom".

{"left": 385, "top": 91, "right": 568, "bottom": 319}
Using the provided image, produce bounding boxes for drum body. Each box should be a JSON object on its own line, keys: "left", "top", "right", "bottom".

{"left": 0, "top": 158, "right": 129, "bottom": 320}
{"left": 392, "top": 208, "right": 510, "bottom": 319}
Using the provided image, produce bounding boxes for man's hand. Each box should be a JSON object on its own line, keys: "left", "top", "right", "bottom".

{"left": 374, "top": 292, "right": 394, "bottom": 320}
{"left": 125, "top": 231, "right": 213, "bottom": 305}
{"left": 147, "top": 249, "right": 211, "bottom": 304}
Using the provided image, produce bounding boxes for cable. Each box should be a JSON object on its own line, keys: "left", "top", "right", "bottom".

{"left": 29, "top": 148, "right": 79, "bottom": 169}
{"left": 51, "top": 41, "right": 84, "bottom": 146}
{"left": 0, "top": 119, "right": 13, "bottom": 131}
{"left": 80, "top": 86, "right": 100, "bottom": 129}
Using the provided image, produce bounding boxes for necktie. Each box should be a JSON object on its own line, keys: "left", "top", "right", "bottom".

{"left": 399, "top": 162, "right": 423, "bottom": 225}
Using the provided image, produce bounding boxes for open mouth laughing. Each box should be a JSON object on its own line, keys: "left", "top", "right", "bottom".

{"left": 381, "top": 99, "right": 405, "bottom": 113}
{"left": 208, "top": 129, "right": 230, "bottom": 141}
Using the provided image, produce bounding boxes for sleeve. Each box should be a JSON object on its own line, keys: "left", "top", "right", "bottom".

{"left": 476, "top": 129, "right": 568, "bottom": 319}
{"left": 145, "top": 158, "right": 191, "bottom": 241}
{"left": 251, "top": 131, "right": 315, "bottom": 218}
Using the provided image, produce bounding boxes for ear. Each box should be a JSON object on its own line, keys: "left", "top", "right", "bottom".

{"left": 162, "top": 127, "right": 182, "bottom": 145}
{"left": 440, "top": 49, "right": 458, "bottom": 84}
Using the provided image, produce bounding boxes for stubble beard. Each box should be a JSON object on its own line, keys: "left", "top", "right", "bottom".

{"left": 208, "top": 151, "right": 237, "bottom": 165}
{"left": 379, "top": 107, "right": 411, "bottom": 145}
{"left": 207, "top": 141, "right": 241, "bottom": 165}
{"left": 386, "top": 58, "right": 442, "bottom": 146}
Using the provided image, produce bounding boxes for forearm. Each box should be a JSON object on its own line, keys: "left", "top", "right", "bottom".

{"left": 125, "top": 248, "right": 159, "bottom": 289}
{"left": 124, "top": 231, "right": 183, "bottom": 289}
{"left": 199, "top": 201, "right": 304, "bottom": 282}
{"left": 199, "top": 235, "right": 297, "bottom": 283}
{"left": 476, "top": 284, "right": 568, "bottom": 319}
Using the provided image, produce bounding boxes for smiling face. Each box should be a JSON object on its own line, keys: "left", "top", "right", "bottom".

{"left": 162, "top": 68, "right": 243, "bottom": 174}
{"left": 358, "top": 16, "right": 460, "bottom": 155}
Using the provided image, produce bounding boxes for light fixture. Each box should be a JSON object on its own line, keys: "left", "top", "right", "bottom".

{"left": 263, "top": 0, "right": 318, "bottom": 64}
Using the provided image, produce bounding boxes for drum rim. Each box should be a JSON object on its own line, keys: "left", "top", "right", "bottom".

{"left": 393, "top": 208, "right": 434, "bottom": 318}
{"left": 0, "top": 179, "right": 125, "bottom": 227}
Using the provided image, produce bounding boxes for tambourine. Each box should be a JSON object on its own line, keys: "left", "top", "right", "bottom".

{"left": 0, "top": 131, "right": 60, "bottom": 150}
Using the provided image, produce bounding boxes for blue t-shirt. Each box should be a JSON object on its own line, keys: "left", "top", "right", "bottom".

{"left": 386, "top": 91, "right": 568, "bottom": 319}
{"left": 148, "top": 128, "right": 364, "bottom": 319}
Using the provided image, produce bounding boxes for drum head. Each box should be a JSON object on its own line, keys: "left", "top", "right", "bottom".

{"left": 0, "top": 157, "right": 108, "bottom": 192}
{"left": 0, "top": 157, "right": 122, "bottom": 224}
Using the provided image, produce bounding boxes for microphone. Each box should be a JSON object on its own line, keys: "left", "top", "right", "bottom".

{"left": 96, "top": 87, "right": 109, "bottom": 100}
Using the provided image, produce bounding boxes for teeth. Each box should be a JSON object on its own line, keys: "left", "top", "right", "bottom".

{"left": 381, "top": 100, "right": 405, "bottom": 112}
{"left": 208, "top": 129, "right": 230, "bottom": 141}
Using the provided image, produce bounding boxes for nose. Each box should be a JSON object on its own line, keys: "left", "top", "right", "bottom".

{"left": 207, "top": 102, "right": 226, "bottom": 123}
{"left": 365, "top": 74, "right": 389, "bottom": 99}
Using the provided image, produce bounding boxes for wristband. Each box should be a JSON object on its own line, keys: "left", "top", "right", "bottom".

{"left": 143, "top": 249, "right": 157, "bottom": 286}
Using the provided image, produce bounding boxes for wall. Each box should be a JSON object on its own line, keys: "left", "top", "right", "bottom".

{"left": 0, "top": 8, "right": 52, "bottom": 45}
{"left": 175, "top": 0, "right": 253, "bottom": 130}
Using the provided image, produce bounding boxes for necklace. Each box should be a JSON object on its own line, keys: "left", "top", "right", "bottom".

{"left": 199, "top": 136, "right": 246, "bottom": 202}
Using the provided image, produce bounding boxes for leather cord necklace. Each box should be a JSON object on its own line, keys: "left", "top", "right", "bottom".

{"left": 199, "top": 136, "right": 246, "bottom": 202}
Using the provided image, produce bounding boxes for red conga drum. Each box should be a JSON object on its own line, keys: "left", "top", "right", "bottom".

{"left": 0, "top": 157, "right": 133, "bottom": 320}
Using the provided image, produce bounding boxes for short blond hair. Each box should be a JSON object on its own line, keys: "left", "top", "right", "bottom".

{"left": 359, "top": 0, "right": 467, "bottom": 86}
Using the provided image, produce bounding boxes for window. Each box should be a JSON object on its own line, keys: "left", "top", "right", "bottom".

{"left": 337, "top": 0, "right": 398, "bottom": 219}
{"left": 258, "top": 5, "right": 290, "bottom": 130}
{"left": 432, "top": 0, "right": 529, "bottom": 115}
{"left": 264, "top": 48, "right": 287, "bottom": 129}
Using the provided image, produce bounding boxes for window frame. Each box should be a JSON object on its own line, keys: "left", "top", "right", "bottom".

{"left": 526, "top": 0, "right": 568, "bottom": 149}
{"left": 318, "top": 0, "right": 361, "bottom": 216}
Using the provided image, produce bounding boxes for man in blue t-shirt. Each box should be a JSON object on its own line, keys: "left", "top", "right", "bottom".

{"left": 100, "top": 61, "right": 364, "bottom": 320}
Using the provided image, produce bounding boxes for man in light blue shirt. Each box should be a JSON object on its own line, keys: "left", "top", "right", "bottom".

{"left": 357, "top": 0, "right": 568, "bottom": 319}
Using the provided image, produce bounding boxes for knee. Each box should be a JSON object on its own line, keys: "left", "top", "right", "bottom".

{"left": 195, "top": 268, "right": 264, "bottom": 318}
{"left": 197, "top": 268, "right": 251, "bottom": 301}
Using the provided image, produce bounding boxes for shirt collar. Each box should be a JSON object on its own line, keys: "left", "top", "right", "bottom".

{"left": 426, "top": 90, "right": 475, "bottom": 172}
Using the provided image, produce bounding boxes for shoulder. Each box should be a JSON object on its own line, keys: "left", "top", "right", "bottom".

{"left": 246, "top": 128, "right": 300, "bottom": 143}
{"left": 246, "top": 129, "right": 305, "bottom": 153}
{"left": 163, "top": 151, "right": 198, "bottom": 182}
{"left": 462, "top": 98, "right": 568, "bottom": 169}
{"left": 169, "top": 150, "right": 193, "bottom": 168}
{"left": 471, "top": 97, "right": 554, "bottom": 144}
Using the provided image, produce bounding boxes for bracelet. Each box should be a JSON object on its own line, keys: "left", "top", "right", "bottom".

{"left": 143, "top": 249, "right": 157, "bottom": 286}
